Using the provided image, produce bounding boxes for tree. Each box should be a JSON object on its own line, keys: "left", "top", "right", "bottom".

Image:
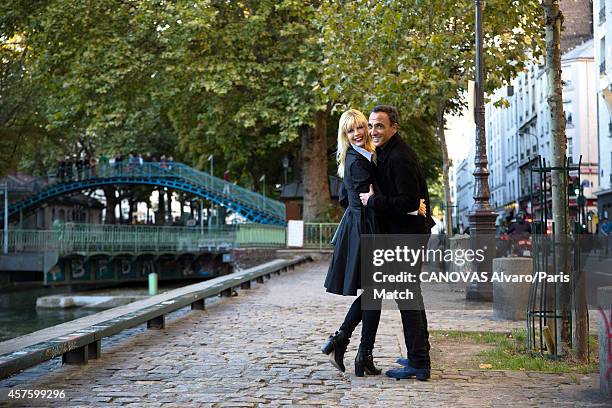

{"left": 318, "top": 0, "right": 543, "bottom": 234}
{"left": 0, "top": 28, "right": 53, "bottom": 177}
{"left": 1, "top": 0, "right": 183, "bottom": 224}
{"left": 1, "top": 0, "right": 180, "bottom": 159}
{"left": 164, "top": 0, "right": 332, "bottom": 220}
{"left": 2, "top": 1, "right": 334, "bottom": 221}
{"left": 541, "top": 0, "right": 585, "bottom": 361}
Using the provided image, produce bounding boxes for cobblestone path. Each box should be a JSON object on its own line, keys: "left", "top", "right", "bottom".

{"left": 0, "top": 259, "right": 608, "bottom": 407}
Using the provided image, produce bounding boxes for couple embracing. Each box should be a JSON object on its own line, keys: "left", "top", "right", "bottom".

{"left": 322, "top": 105, "right": 434, "bottom": 380}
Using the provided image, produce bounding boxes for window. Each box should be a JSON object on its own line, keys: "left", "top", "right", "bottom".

{"left": 601, "top": 37, "right": 607, "bottom": 74}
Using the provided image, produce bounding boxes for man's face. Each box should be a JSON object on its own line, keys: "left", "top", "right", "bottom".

{"left": 368, "top": 112, "right": 398, "bottom": 147}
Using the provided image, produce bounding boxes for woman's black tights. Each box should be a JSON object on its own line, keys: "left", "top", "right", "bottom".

{"left": 338, "top": 293, "right": 381, "bottom": 350}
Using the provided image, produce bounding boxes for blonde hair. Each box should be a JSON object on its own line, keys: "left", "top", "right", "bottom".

{"left": 336, "top": 109, "right": 375, "bottom": 178}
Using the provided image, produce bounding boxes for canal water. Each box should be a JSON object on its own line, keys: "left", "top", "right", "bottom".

{"left": 0, "top": 287, "right": 98, "bottom": 342}
{"left": 0, "top": 283, "right": 187, "bottom": 342}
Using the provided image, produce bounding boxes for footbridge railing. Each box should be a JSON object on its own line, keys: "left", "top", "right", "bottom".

{"left": 0, "top": 222, "right": 339, "bottom": 255}
{"left": 1, "top": 161, "right": 285, "bottom": 225}
{"left": 0, "top": 223, "right": 288, "bottom": 256}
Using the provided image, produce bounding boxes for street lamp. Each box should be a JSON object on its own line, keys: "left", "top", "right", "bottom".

{"left": 207, "top": 154, "right": 214, "bottom": 229}
{"left": 0, "top": 180, "right": 8, "bottom": 255}
{"left": 207, "top": 154, "right": 214, "bottom": 177}
{"left": 259, "top": 174, "right": 266, "bottom": 211}
{"left": 1, "top": 181, "right": 8, "bottom": 254}
{"left": 466, "top": 0, "right": 497, "bottom": 301}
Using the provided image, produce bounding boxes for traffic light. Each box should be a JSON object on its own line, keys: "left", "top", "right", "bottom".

{"left": 567, "top": 176, "right": 579, "bottom": 197}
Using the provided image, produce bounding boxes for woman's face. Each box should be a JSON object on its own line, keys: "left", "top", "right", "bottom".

{"left": 346, "top": 122, "right": 367, "bottom": 147}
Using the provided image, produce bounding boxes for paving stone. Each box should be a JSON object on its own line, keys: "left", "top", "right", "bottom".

{"left": 0, "top": 260, "right": 607, "bottom": 406}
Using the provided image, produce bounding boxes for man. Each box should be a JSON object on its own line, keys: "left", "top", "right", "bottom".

{"left": 359, "top": 105, "right": 434, "bottom": 381}
{"left": 508, "top": 212, "right": 531, "bottom": 256}
{"left": 507, "top": 212, "right": 531, "bottom": 235}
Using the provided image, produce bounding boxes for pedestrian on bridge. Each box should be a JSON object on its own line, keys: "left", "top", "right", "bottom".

{"left": 89, "top": 156, "right": 97, "bottom": 177}
{"left": 99, "top": 153, "right": 109, "bottom": 177}
{"left": 322, "top": 109, "right": 383, "bottom": 377}
{"left": 58, "top": 159, "right": 66, "bottom": 181}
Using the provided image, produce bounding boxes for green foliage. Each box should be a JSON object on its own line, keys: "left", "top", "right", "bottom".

{"left": 317, "top": 0, "right": 544, "bottom": 123}
{"left": 167, "top": 0, "right": 326, "bottom": 188}
{"left": 427, "top": 176, "right": 445, "bottom": 212}
{"left": 1, "top": 0, "right": 181, "bottom": 176}
{"left": 1, "top": 0, "right": 545, "bottom": 195}
{"left": 0, "top": 26, "right": 49, "bottom": 176}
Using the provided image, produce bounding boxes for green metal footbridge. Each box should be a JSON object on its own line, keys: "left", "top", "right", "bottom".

{"left": 0, "top": 162, "right": 285, "bottom": 225}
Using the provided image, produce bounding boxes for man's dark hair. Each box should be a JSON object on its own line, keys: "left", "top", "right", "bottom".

{"left": 371, "top": 105, "right": 400, "bottom": 125}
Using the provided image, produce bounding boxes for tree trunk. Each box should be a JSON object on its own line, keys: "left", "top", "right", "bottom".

{"left": 437, "top": 106, "right": 453, "bottom": 236}
{"left": 128, "top": 199, "right": 136, "bottom": 224}
{"left": 119, "top": 197, "right": 126, "bottom": 223}
{"left": 543, "top": 0, "right": 584, "bottom": 358}
{"left": 166, "top": 191, "right": 173, "bottom": 223}
{"left": 102, "top": 187, "right": 117, "bottom": 224}
{"left": 157, "top": 188, "right": 166, "bottom": 225}
{"left": 300, "top": 109, "right": 331, "bottom": 221}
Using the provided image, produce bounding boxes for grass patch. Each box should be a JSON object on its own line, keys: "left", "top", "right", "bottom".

{"left": 431, "top": 329, "right": 599, "bottom": 374}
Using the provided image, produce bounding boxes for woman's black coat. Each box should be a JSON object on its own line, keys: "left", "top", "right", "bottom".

{"left": 324, "top": 146, "right": 379, "bottom": 296}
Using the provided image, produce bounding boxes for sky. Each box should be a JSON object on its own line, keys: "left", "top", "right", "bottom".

{"left": 445, "top": 106, "right": 475, "bottom": 166}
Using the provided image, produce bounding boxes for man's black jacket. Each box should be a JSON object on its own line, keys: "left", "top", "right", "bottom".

{"left": 367, "top": 133, "right": 435, "bottom": 234}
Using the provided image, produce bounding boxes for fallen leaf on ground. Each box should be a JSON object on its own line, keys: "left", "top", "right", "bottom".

{"left": 479, "top": 363, "right": 493, "bottom": 369}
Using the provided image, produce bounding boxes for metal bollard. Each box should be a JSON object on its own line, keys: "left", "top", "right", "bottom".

{"left": 148, "top": 272, "right": 158, "bottom": 296}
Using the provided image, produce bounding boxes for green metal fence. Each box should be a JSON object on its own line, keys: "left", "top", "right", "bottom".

{"left": 236, "top": 224, "right": 286, "bottom": 248}
{"left": 57, "top": 223, "right": 236, "bottom": 254}
{"left": 0, "top": 223, "right": 289, "bottom": 255}
{"left": 0, "top": 230, "right": 59, "bottom": 252}
{"left": 303, "top": 223, "right": 337, "bottom": 250}
{"left": 0, "top": 222, "right": 340, "bottom": 254}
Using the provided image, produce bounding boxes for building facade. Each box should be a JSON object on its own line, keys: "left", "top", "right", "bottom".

{"left": 594, "top": 0, "right": 612, "bottom": 221}
{"left": 454, "top": 145, "right": 475, "bottom": 233}
{"left": 479, "top": 39, "right": 598, "bottom": 229}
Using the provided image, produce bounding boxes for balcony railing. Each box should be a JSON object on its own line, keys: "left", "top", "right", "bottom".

{"left": 601, "top": 61, "right": 606, "bottom": 75}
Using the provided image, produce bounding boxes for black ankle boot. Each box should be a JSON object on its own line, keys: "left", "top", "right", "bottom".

{"left": 321, "top": 330, "right": 349, "bottom": 372}
{"left": 355, "top": 347, "right": 381, "bottom": 377}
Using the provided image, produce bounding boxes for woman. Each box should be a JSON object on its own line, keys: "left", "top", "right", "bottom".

{"left": 321, "top": 109, "right": 382, "bottom": 377}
